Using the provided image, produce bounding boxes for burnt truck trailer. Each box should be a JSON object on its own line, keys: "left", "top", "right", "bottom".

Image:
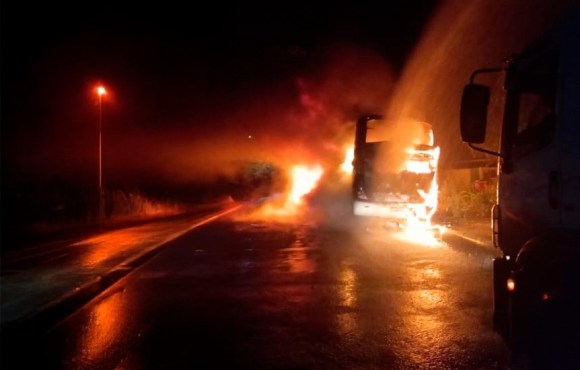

{"left": 460, "top": 10, "right": 580, "bottom": 369}
{"left": 351, "top": 114, "right": 439, "bottom": 227}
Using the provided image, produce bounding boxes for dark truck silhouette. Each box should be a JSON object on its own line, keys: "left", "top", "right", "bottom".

{"left": 460, "top": 10, "right": 580, "bottom": 369}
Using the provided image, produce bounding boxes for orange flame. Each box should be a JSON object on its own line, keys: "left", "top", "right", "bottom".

{"left": 399, "top": 146, "right": 444, "bottom": 246}
{"left": 235, "top": 164, "right": 324, "bottom": 222}
{"left": 341, "top": 146, "right": 354, "bottom": 174}
{"left": 350, "top": 137, "right": 443, "bottom": 246}
{"left": 404, "top": 146, "right": 438, "bottom": 174}
{"left": 288, "top": 165, "right": 324, "bottom": 205}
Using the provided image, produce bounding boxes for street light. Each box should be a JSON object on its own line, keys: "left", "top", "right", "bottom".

{"left": 97, "top": 85, "right": 107, "bottom": 220}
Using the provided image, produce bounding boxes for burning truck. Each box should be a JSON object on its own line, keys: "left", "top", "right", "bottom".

{"left": 351, "top": 114, "right": 440, "bottom": 229}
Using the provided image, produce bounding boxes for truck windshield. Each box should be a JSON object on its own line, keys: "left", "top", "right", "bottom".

{"left": 512, "top": 46, "right": 559, "bottom": 157}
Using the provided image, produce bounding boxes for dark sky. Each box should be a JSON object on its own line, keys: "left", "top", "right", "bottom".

{"left": 2, "top": 1, "right": 440, "bottom": 186}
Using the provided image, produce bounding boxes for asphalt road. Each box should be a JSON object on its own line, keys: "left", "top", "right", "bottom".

{"left": 1, "top": 207, "right": 510, "bottom": 369}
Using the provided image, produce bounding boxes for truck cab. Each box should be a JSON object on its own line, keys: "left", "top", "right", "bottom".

{"left": 460, "top": 10, "right": 580, "bottom": 368}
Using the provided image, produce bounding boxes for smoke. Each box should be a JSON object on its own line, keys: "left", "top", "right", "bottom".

{"left": 103, "top": 44, "right": 397, "bottom": 188}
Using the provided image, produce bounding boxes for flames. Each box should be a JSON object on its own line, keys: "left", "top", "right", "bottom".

{"left": 343, "top": 140, "right": 444, "bottom": 246}
{"left": 270, "top": 164, "right": 324, "bottom": 218}
{"left": 236, "top": 137, "right": 443, "bottom": 248}
{"left": 341, "top": 147, "right": 354, "bottom": 174}
{"left": 288, "top": 165, "right": 325, "bottom": 205}
{"left": 404, "top": 146, "right": 438, "bottom": 174}
{"left": 236, "top": 163, "right": 324, "bottom": 221}
{"left": 400, "top": 145, "right": 444, "bottom": 246}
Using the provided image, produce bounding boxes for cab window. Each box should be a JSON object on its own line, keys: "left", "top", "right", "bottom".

{"left": 513, "top": 46, "right": 559, "bottom": 158}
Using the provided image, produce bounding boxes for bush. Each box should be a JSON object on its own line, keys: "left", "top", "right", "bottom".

{"left": 438, "top": 179, "right": 496, "bottom": 219}
{"left": 222, "top": 161, "right": 285, "bottom": 201}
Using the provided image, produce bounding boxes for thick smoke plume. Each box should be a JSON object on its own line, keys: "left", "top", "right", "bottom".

{"left": 112, "top": 44, "right": 396, "bottom": 188}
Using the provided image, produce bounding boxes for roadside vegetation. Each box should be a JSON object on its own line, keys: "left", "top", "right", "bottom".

{"left": 437, "top": 177, "right": 496, "bottom": 220}
{"left": 1, "top": 161, "right": 283, "bottom": 248}
{"left": 1, "top": 178, "right": 230, "bottom": 249}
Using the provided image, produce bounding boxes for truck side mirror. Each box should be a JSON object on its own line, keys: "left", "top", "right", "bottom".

{"left": 460, "top": 84, "right": 490, "bottom": 144}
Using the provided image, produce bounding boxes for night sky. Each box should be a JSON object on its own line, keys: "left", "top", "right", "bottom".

{"left": 3, "top": 0, "right": 576, "bottom": 192}
{"left": 2, "top": 1, "right": 440, "bottom": 187}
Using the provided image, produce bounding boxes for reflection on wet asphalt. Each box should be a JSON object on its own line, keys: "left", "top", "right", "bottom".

{"left": 9, "top": 217, "right": 509, "bottom": 370}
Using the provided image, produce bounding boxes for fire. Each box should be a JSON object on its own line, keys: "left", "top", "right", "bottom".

{"left": 236, "top": 163, "right": 324, "bottom": 222}
{"left": 404, "top": 146, "right": 438, "bottom": 174}
{"left": 399, "top": 146, "right": 444, "bottom": 247}
{"left": 288, "top": 165, "right": 324, "bottom": 205}
{"left": 341, "top": 146, "right": 354, "bottom": 174}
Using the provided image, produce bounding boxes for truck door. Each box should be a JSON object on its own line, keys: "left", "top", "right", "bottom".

{"left": 499, "top": 45, "right": 561, "bottom": 253}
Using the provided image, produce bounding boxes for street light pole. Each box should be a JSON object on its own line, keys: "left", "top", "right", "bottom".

{"left": 97, "top": 86, "right": 107, "bottom": 220}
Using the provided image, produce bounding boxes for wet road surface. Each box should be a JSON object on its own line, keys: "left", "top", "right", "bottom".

{"left": 0, "top": 201, "right": 241, "bottom": 326}
{"left": 2, "top": 212, "right": 509, "bottom": 369}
